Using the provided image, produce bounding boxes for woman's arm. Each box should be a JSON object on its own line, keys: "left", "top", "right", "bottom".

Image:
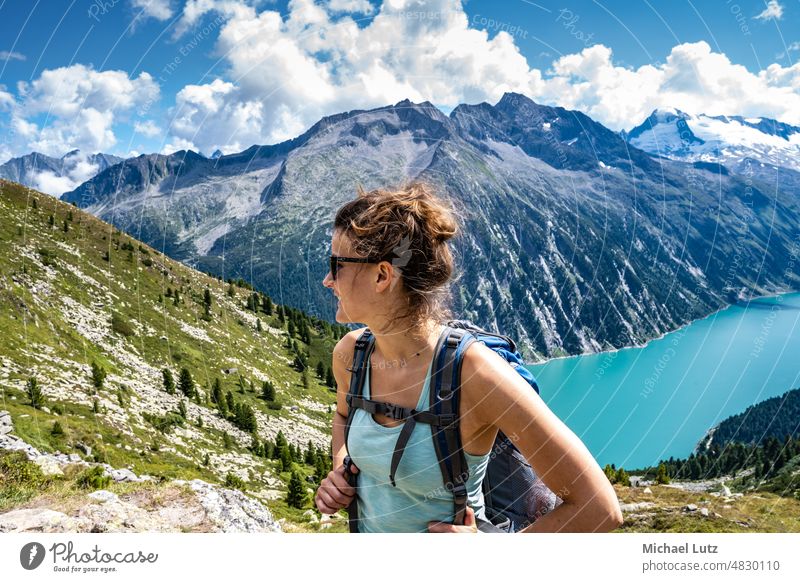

{"left": 461, "top": 342, "right": 623, "bottom": 533}
{"left": 315, "top": 330, "right": 361, "bottom": 515}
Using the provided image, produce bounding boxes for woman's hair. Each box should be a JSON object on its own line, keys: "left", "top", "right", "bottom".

{"left": 334, "top": 182, "right": 460, "bottom": 329}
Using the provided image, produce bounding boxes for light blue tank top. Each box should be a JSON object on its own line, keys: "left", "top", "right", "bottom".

{"left": 347, "top": 348, "right": 491, "bottom": 533}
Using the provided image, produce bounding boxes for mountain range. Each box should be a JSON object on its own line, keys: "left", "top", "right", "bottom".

{"left": 625, "top": 108, "right": 800, "bottom": 174}
{"left": 0, "top": 150, "right": 123, "bottom": 196}
{"left": 50, "top": 94, "right": 800, "bottom": 359}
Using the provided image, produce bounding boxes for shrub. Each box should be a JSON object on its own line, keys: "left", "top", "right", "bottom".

{"left": 0, "top": 451, "right": 48, "bottom": 511}
{"left": 142, "top": 411, "right": 185, "bottom": 433}
{"left": 266, "top": 401, "right": 282, "bottom": 411}
{"left": 111, "top": 312, "right": 134, "bottom": 337}
{"left": 75, "top": 465, "right": 111, "bottom": 490}
{"left": 51, "top": 421, "right": 65, "bottom": 436}
{"left": 224, "top": 472, "right": 246, "bottom": 490}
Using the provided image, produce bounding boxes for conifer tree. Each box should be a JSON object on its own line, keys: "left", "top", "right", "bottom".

{"left": 162, "top": 368, "right": 175, "bottom": 394}
{"left": 51, "top": 420, "right": 65, "bottom": 436}
{"left": 656, "top": 463, "right": 670, "bottom": 484}
{"left": 225, "top": 391, "right": 235, "bottom": 416}
{"left": 316, "top": 361, "right": 325, "bottom": 379}
{"left": 178, "top": 399, "right": 187, "bottom": 419}
{"left": 262, "top": 380, "right": 275, "bottom": 401}
{"left": 615, "top": 467, "right": 630, "bottom": 487}
{"left": 91, "top": 362, "right": 106, "bottom": 390}
{"left": 280, "top": 444, "right": 293, "bottom": 472}
{"left": 203, "top": 287, "right": 212, "bottom": 319}
{"left": 211, "top": 378, "right": 223, "bottom": 405}
{"left": 179, "top": 367, "right": 195, "bottom": 398}
{"left": 325, "top": 366, "right": 335, "bottom": 388}
{"left": 286, "top": 470, "right": 307, "bottom": 509}
{"left": 26, "top": 377, "right": 45, "bottom": 409}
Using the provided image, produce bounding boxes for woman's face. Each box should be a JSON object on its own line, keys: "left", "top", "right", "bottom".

{"left": 322, "top": 230, "right": 375, "bottom": 324}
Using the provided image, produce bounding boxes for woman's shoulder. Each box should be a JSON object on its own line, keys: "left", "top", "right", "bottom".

{"left": 332, "top": 328, "right": 368, "bottom": 371}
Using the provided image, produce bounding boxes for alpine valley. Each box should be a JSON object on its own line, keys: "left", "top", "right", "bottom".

{"left": 62, "top": 93, "right": 800, "bottom": 360}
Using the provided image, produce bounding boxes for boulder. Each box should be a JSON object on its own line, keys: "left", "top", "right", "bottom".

{"left": 34, "top": 456, "right": 65, "bottom": 476}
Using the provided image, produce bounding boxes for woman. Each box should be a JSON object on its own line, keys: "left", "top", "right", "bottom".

{"left": 315, "top": 182, "right": 622, "bottom": 533}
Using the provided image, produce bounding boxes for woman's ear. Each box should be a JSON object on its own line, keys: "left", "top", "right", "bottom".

{"left": 375, "top": 261, "right": 395, "bottom": 292}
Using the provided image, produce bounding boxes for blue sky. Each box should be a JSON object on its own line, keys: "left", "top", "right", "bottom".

{"left": 1, "top": 0, "right": 798, "bottom": 167}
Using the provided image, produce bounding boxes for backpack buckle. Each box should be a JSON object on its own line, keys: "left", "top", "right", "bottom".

{"left": 383, "top": 402, "right": 403, "bottom": 420}
{"left": 437, "top": 414, "right": 457, "bottom": 427}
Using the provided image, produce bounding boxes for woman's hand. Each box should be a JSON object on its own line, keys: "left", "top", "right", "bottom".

{"left": 315, "top": 462, "right": 359, "bottom": 514}
{"left": 427, "top": 505, "right": 478, "bottom": 533}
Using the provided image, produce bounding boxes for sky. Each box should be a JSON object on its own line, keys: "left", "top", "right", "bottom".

{"left": 0, "top": 0, "right": 798, "bottom": 178}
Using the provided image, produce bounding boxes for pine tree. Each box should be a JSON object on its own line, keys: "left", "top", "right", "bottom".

{"left": 302, "top": 370, "right": 309, "bottom": 389}
{"left": 26, "top": 377, "right": 45, "bottom": 409}
{"left": 91, "top": 362, "right": 106, "bottom": 390}
{"left": 286, "top": 470, "right": 307, "bottom": 509}
{"left": 280, "top": 444, "right": 293, "bottom": 472}
{"left": 263, "top": 295, "right": 273, "bottom": 315}
{"left": 325, "top": 366, "right": 335, "bottom": 388}
{"left": 63, "top": 220, "right": 69, "bottom": 233}
{"left": 305, "top": 441, "right": 316, "bottom": 465}
{"left": 603, "top": 464, "right": 616, "bottom": 483}
{"left": 162, "top": 368, "right": 175, "bottom": 394}
{"left": 262, "top": 380, "right": 275, "bottom": 401}
{"left": 615, "top": 467, "right": 630, "bottom": 487}
{"left": 256, "top": 318, "right": 263, "bottom": 332}
{"left": 178, "top": 399, "right": 187, "bottom": 419}
{"left": 316, "top": 361, "right": 325, "bottom": 379}
{"left": 203, "top": 287, "right": 212, "bottom": 319}
{"left": 211, "top": 378, "right": 223, "bottom": 405}
{"left": 179, "top": 367, "right": 195, "bottom": 398}
{"left": 225, "top": 391, "right": 235, "bottom": 416}
{"left": 51, "top": 420, "right": 65, "bottom": 436}
{"left": 222, "top": 431, "right": 233, "bottom": 449}
{"left": 656, "top": 463, "right": 671, "bottom": 484}
{"left": 203, "top": 453, "right": 210, "bottom": 466}
{"left": 275, "top": 430, "right": 287, "bottom": 450}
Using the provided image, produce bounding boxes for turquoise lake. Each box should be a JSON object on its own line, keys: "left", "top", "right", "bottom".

{"left": 529, "top": 292, "right": 800, "bottom": 469}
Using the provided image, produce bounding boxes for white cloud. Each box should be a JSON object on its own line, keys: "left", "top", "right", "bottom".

{"left": 537, "top": 42, "right": 800, "bottom": 129}
{"left": 754, "top": 0, "right": 783, "bottom": 21}
{"left": 131, "top": 0, "right": 174, "bottom": 21}
{"left": 4, "top": 64, "right": 159, "bottom": 157}
{"left": 134, "top": 119, "right": 161, "bottom": 137}
{"left": 30, "top": 151, "right": 105, "bottom": 196}
{"left": 327, "top": 0, "right": 374, "bottom": 14}
{"left": 0, "top": 51, "right": 26, "bottom": 61}
{"left": 166, "top": 0, "right": 541, "bottom": 152}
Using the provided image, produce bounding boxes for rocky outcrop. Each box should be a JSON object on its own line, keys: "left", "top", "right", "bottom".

{"left": 0, "top": 412, "right": 282, "bottom": 533}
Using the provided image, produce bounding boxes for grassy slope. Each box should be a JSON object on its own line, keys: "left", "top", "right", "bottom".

{"left": 0, "top": 179, "right": 341, "bottom": 531}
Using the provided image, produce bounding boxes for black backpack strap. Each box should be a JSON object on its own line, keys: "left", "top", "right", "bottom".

{"left": 342, "top": 328, "right": 375, "bottom": 533}
{"left": 429, "top": 327, "right": 476, "bottom": 526}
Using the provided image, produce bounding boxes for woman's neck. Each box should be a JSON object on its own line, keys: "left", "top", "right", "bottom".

{"left": 368, "top": 320, "right": 444, "bottom": 366}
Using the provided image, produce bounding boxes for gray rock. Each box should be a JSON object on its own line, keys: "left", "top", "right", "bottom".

{"left": 699, "top": 508, "right": 710, "bottom": 517}
{"left": 187, "top": 479, "right": 281, "bottom": 532}
{"left": 0, "top": 508, "right": 81, "bottom": 533}
{"left": 88, "top": 490, "right": 119, "bottom": 503}
{"left": 619, "top": 501, "right": 656, "bottom": 513}
{"left": 34, "top": 456, "right": 65, "bottom": 476}
{"left": 75, "top": 442, "right": 92, "bottom": 457}
{"left": 685, "top": 504, "right": 698, "bottom": 512}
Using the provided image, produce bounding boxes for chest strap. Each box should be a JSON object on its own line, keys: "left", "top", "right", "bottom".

{"left": 347, "top": 395, "right": 457, "bottom": 486}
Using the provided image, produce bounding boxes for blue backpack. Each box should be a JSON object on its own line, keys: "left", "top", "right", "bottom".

{"left": 343, "top": 320, "right": 560, "bottom": 533}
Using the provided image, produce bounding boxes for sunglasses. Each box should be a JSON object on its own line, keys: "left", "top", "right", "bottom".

{"left": 329, "top": 255, "right": 389, "bottom": 280}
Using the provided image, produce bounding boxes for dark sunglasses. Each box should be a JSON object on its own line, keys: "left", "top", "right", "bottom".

{"left": 329, "top": 255, "right": 389, "bottom": 280}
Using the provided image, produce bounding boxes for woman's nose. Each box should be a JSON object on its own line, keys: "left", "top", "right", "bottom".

{"left": 322, "top": 271, "right": 332, "bottom": 288}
